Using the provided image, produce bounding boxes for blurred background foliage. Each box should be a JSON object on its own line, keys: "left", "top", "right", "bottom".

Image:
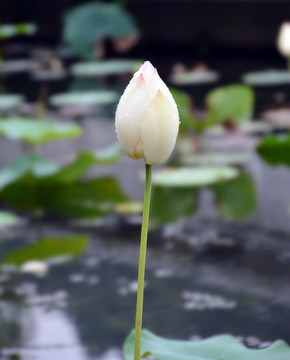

{"left": 0, "top": 0, "right": 287, "bottom": 234}
{"left": 0, "top": 1, "right": 290, "bottom": 359}
{"left": 63, "top": 2, "right": 139, "bottom": 59}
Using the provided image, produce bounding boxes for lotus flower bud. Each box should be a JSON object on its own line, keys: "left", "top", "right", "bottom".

{"left": 115, "top": 61, "right": 179, "bottom": 165}
{"left": 277, "top": 22, "right": 290, "bottom": 57}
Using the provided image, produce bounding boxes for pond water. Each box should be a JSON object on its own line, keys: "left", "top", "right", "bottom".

{"left": 0, "top": 220, "right": 290, "bottom": 360}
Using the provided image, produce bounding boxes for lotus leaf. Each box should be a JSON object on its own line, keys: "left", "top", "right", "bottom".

{"left": 1, "top": 235, "right": 88, "bottom": 265}
{"left": 63, "top": 3, "right": 138, "bottom": 59}
{"left": 50, "top": 91, "right": 118, "bottom": 107}
{"left": 123, "top": 330, "right": 290, "bottom": 360}
{"left": 152, "top": 167, "right": 239, "bottom": 188}
{"left": 0, "top": 118, "right": 81, "bottom": 145}
{"left": 71, "top": 60, "right": 141, "bottom": 77}
{"left": 256, "top": 133, "right": 290, "bottom": 166}
{"left": 242, "top": 70, "right": 290, "bottom": 86}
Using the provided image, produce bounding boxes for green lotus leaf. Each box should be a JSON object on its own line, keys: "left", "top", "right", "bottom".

{"left": 152, "top": 186, "right": 197, "bottom": 223}
{"left": 49, "top": 91, "right": 118, "bottom": 107}
{"left": 0, "top": 211, "right": 19, "bottom": 229}
{"left": 92, "top": 142, "right": 121, "bottom": 163}
{"left": 212, "top": 173, "right": 257, "bottom": 219}
{"left": 0, "top": 154, "right": 59, "bottom": 191}
{"left": 1, "top": 235, "right": 88, "bottom": 266}
{"left": 0, "top": 172, "right": 127, "bottom": 218}
{"left": 170, "top": 85, "right": 254, "bottom": 134}
{"left": 15, "top": 23, "right": 37, "bottom": 36}
{"left": 123, "top": 329, "right": 290, "bottom": 360}
{"left": 0, "top": 143, "right": 121, "bottom": 191}
{"left": 242, "top": 70, "right": 290, "bottom": 86}
{"left": 0, "top": 25, "right": 15, "bottom": 39}
{"left": 152, "top": 167, "right": 239, "bottom": 188}
{"left": 63, "top": 2, "right": 139, "bottom": 59}
{"left": 205, "top": 84, "right": 254, "bottom": 126}
{"left": 44, "top": 143, "right": 121, "bottom": 183}
{"left": 0, "top": 23, "right": 36, "bottom": 39}
{"left": 256, "top": 133, "right": 290, "bottom": 166}
{"left": 0, "top": 118, "right": 82, "bottom": 145}
{"left": 0, "top": 144, "right": 123, "bottom": 218}
{"left": 71, "top": 60, "right": 141, "bottom": 77}
{"left": 0, "top": 95, "right": 24, "bottom": 109}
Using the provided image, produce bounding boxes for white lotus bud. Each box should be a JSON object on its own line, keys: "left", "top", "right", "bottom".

{"left": 115, "top": 61, "right": 179, "bottom": 165}
{"left": 277, "top": 22, "right": 290, "bottom": 57}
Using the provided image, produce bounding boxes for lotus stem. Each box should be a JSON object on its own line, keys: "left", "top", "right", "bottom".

{"left": 134, "top": 163, "right": 152, "bottom": 360}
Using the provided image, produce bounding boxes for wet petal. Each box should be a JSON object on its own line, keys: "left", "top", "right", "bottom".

{"left": 139, "top": 91, "right": 179, "bottom": 165}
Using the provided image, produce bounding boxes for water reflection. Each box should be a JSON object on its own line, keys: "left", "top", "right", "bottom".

{"left": 3, "top": 305, "right": 87, "bottom": 360}
{"left": 0, "top": 222, "right": 289, "bottom": 359}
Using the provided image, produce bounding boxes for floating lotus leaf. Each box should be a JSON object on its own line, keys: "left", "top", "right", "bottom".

{"left": 152, "top": 167, "right": 239, "bottom": 188}
{"left": 0, "top": 176, "right": 127, "bottom": 218}
{"left": 0, "top": 146, "right": 125, "bottom": 218}
{"left": 63, "top": 2, "right": 139, "bottom": 59}
{"left": 30, "top": 69, "right": 67, "bottom": 82}
{"left": 0, "top": 25, "right": 16, "bottom": 39}
{"left": 0, "top": 143, "right": 121, "bottom": 190}
{"left": 256, "top": 133, "right": 290, "bottom": 166}
{"left": 71, "top": 60, "right": 141, "bottom": 77}
{"left": 0, "top": 23, "right": 36, "bottom": 39}
{"left": 1, "top": 235, "right": 88, "bottom": 266}
{"left": 44, "top": 143, "right": 122, "bottom": 183}
{"left": 50, "top": 91, "right": 118, "bottom": 107}
{"left": 123, "top": 329, "right": 290, "bottom": 360}
{"left": 0, "top": 59, "right": 37, "bottom": 74}
{"left": 0, "top": 118, "right": 81, "bottom": 145}
{"left": 242, "top": 70, "right": 290, "bottom": 86}
{"left": 0, "top": 154, "right": 59, "bottom": 191}
{"left": 0, "top": 95, "right": 24, "bottom": 109}
{"left": 170, "top": 70, "right": 219, "bottom": 85}
{"left": 0, "top": 211, "right": 19, "bottom": 229}
{"left": 91, "top": 142, "right": 121, "bottom": 163}
{"left": 180, "top": 152, "right": 250, "bottom": 166}
{"left": 14, "top": 23, "right": 36, "bottom": 36}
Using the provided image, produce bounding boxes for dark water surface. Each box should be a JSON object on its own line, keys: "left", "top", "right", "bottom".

{"left": 0, "top": 220, "right": 290, "bottom": 360}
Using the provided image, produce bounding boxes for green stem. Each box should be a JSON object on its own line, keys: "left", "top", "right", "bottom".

{"left": 134, "top": 163, "right": 152, "bottom": 360}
